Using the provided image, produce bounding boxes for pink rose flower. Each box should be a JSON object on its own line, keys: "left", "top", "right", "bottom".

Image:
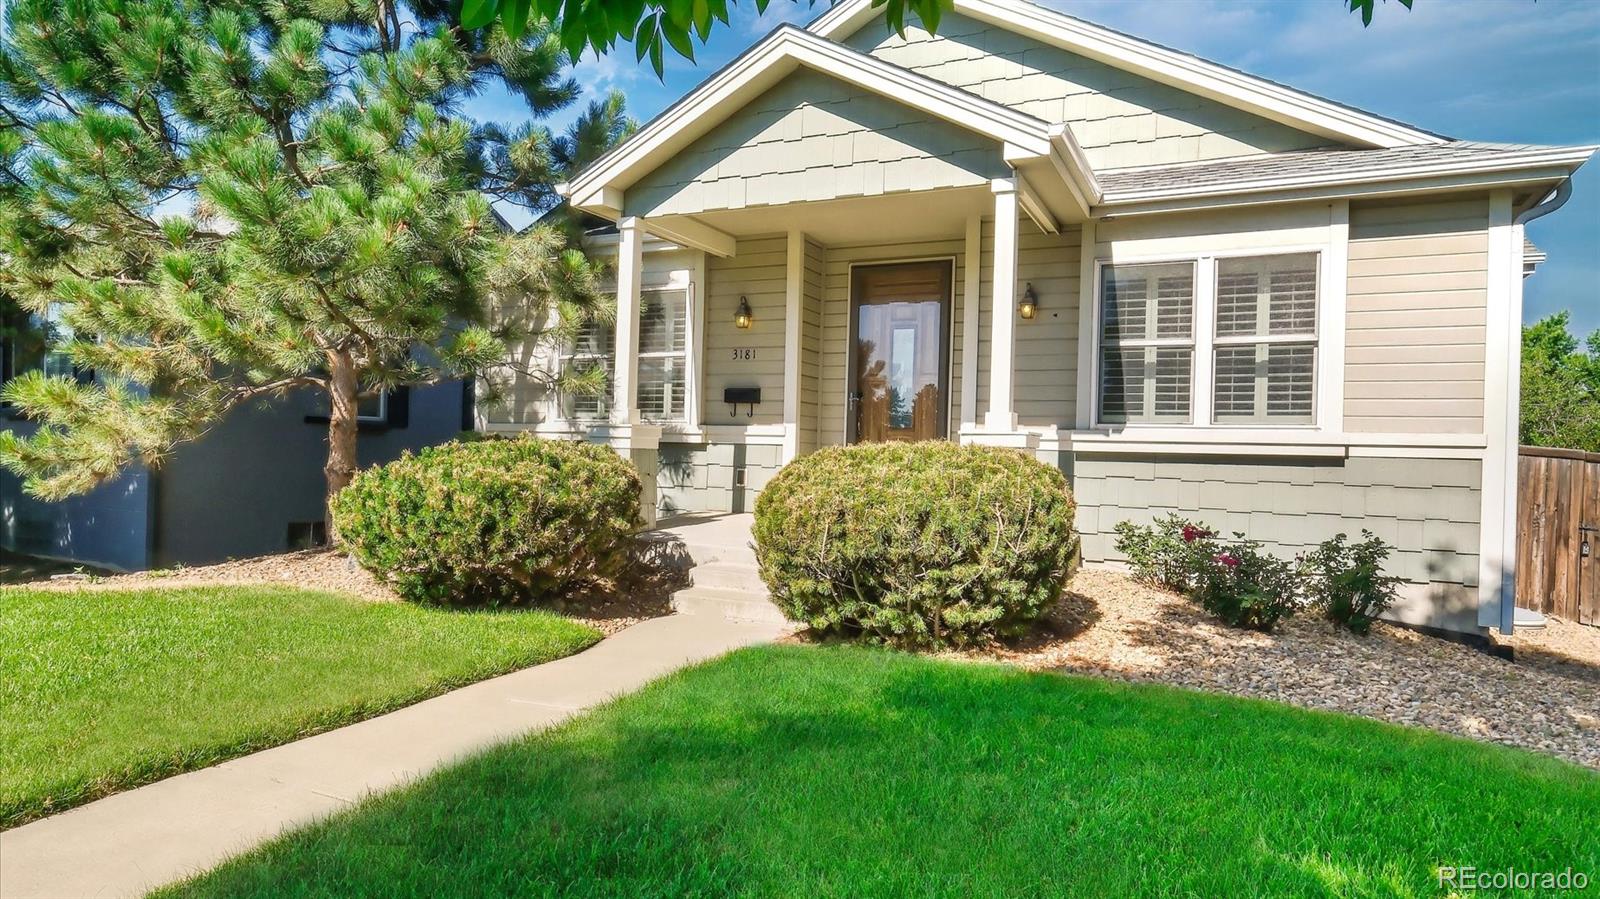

{"left": 1215, "top": 552, "right": 1240, "bottom": 568}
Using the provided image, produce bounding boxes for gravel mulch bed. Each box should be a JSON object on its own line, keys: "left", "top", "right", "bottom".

{"left": 17, "top": 548, "right": 677, "bottom": 638}
{"left": 957, "top": 568, "right": 1600, "bottom": 770}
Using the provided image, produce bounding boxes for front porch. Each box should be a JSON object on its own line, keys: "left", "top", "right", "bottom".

{"left": 595, "top": 181, "right": 1088, "bottom": 527}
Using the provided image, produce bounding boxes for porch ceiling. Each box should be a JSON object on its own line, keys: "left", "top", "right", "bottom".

{"left": 653, "top": 185, "right": 994, "bottom": 247}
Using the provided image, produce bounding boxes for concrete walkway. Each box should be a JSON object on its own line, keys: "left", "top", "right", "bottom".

{"left": 0, "top": 613, "right": 789, "bottom": 899}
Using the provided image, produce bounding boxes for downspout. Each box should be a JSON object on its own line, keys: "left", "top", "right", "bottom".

{"left": 1516, "top": 180, "right": 1573, "bottom": 226}
{"left": 1497, "top": 181, "right": 1573, "bottom": 635}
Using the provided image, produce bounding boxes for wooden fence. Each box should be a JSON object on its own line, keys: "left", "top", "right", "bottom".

{"left": 1516, "top": 446, "right": 1599, "bottom": 626}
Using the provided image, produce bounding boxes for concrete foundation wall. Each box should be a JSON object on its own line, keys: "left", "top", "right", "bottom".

{"left": 658, "top": 441, "right": 785, "bottom": 515}
{"left": 1064, "top": 452, "right": 1483, "bottom": 632}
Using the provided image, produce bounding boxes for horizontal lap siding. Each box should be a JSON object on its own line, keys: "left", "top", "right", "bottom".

{"left": 845, "top": 14, "right": 1337, "bottom": 171}
{"left": 975, "top": 221, "right": 1081, "bottom": 428}
{"left": 819, "top": 237, "right": 968, "bottom": 446}
{"left": 1345, "top": 197, "right": 1489, "bottom": 434}
{"left": 625, "top": 68, "right": 1005, "bottom": 217}
{"left": 706, "top": 237, "right": 787, "bottom": 426}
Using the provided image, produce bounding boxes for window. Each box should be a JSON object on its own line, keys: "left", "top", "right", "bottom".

{"left": 562, "top": 287, "right": 690, "bottom": 423}
{"left": 1094, "top": 252, "right": 1322, "bottom": 429}
{"left": 562, "top": 313, "right": 614, "bottom": 419}
{"left": 3, "top": 305, "right": 75, "bottom": 384}
{"left": 1098, "top": 262, "right": 1195, "bottom": 424}
{"left": 357, "top": 392, "right": 387, "bottom": 423}
{"left": 1212, "top": 254, "right": 1318, "bottom": 424}
{"left": 637, "top": 288, "right": 689, "bottom": 422}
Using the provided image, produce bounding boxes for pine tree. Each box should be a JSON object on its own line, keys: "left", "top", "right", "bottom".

{"left": 0, "top": 0, "right": 635, "bottom": 527}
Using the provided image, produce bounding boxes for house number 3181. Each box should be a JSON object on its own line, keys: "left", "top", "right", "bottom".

{"left": 731, "top": 348, "right": 756, "bottom": 361}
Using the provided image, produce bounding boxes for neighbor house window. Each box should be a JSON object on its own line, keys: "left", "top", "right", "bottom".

{"left": 3, "top": 305, "right": 76, "bottom": 385}
{"left": 1097, "top": 262, "right": 1195, "bottom": 424}
{"left": 637, "top": 288, "right": 689, "bottom": 422}
{"left": 562, "top": 314, "right": 614, "bottom": 419}
{"left": 357, "top": 392, "right": 387, "bottom": 423}
{"left": 1211, "top": 253, "right": 1318, "bottom": 424}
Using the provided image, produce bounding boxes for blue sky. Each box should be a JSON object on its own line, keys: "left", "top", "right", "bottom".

{"left": 476, "top": 0, "right": 1600, "bottom": 334}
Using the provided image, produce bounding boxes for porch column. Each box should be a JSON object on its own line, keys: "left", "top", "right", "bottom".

{"left": 612, "top": 216, "right": 643, "bottom": 426}
{"left": 961, "top": 177, "right": 1036, "bottom": 450}
{"left": 588, "top": 215, "right": 661, "bottom": 527}
{"left": 987, "top": 178, "right": 1019, "bottom": 432}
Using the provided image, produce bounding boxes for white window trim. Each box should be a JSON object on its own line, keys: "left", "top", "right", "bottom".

{"left": 1086, "top": 235, "right": 1345, "bottom": 438}
{"left": 356, "top": 391, "right": 388, "bottom": 423}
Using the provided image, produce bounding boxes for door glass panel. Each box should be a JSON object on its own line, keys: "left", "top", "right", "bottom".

{"left": 852, "top": 261, "right": 949, "bottom": 443}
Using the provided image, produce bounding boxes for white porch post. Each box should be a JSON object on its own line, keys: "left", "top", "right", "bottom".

{"left": 986, "top": 178, "right": 1020, "bottom": 432}
{"left": 961, "top": 176, "right": 1036, "bottom": 450}
{"left": 612, "top": 216, "right": 644, "bottom": 425}
{"left": 590, "top": 215, "right": 661, "bottom": 526}
{"left": 781, "top": 229, "right": 805, "bottom": 462}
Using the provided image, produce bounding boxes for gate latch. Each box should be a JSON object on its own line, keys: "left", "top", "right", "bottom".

{"left": 1582, "top": 525, "right": 1598, "bottom": 559}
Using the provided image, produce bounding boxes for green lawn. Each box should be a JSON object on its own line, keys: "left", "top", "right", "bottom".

{"left": 0, "top": 585, "right": 600, "bottom": 826}
{"left": 164, "top": 645, "right": 1598, "bottom": 899}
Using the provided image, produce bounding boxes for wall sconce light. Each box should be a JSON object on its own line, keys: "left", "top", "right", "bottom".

{"left": 734, "top": 296, "right": 753, "bottom": 329}
{"left": 1018, "top": 283, "right": 1039, "bottom": 320}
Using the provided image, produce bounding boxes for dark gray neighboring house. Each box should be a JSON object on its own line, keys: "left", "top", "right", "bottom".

{"left": 1, "top": 320, "right": 469, "bottom": 570}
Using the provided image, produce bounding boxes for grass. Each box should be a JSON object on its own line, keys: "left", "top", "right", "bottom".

{"left": 0, "top": 585, "right": 600, "bottom": 826}
{"left": 164, "top": 645, "right": 1598, "bottom": 898}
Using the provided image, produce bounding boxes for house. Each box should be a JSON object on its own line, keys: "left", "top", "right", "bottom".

{"left": 478, "top": 0, "right": 1594, "bottom": 637}
{"left": 1, "top": 310, "right": 471, "bottom": 569}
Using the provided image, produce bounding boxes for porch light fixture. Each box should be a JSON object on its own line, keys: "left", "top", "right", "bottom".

{"left": 1018, "top": 283, "right": 1039, "bottom": 320}
{"left": 734, "top": 296, "right": 753, "bottom": 329}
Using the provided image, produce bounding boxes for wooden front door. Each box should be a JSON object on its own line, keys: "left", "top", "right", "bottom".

{"left": 848, "top": 260, "right": 952, "bottom": 443}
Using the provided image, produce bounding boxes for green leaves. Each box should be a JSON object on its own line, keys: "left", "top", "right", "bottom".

{"left": 1521, "top": 313, "right": 1600, "bottom": 453}
{"left": 1347, "top": 0, "right": 1415, "bottom": 27}
{"left": 460, "top": 0, "right": 501, "bottom": 30}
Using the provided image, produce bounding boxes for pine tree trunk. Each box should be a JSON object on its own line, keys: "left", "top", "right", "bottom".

{"left": 325, "top": 349, "right": 360, "bottom": 542}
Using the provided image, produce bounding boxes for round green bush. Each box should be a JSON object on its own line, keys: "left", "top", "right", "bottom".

{"left": 753, "top": 441, "right": 1077, "bottom": 648}
{"left": 331, "top": 436, "right": 642, "bottom": 605}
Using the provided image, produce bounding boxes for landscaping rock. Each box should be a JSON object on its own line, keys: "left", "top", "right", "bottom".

{"left": 952, "top": 568, "right": 1600, "bottom": 770}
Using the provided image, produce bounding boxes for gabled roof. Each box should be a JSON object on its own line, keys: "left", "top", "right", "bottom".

{"left": 560, "top": 25, "right": 1072, "bottom": 217}
{"left": 1095, "top": 142, "right": 1597, "bottom": 209}
{"left": 808, "top": 0, "right": 1447, "bottom": 150}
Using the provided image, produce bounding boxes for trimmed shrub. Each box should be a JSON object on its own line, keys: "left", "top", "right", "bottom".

{"left": 1300, "top": 530, "right": 1401, "bottom": 635}
{"left": 332, "top": 436, "right": 642, "bottom": 605}
{"left": 752, "top": 441, "right": 1077, "bottom": 648}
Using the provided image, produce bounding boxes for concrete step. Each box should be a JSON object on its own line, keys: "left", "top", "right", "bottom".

{"left": 678, "top": 540, "right": 758, "bottom": 569}
{"left": 689, "top": 561, "right": 768, "bottom": 593}
{"left": 672, "top": 587, "right": 790, "bottom": 625}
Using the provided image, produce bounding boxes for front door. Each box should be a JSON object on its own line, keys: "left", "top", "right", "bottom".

{"left": 849, "top": 260, "right": 952, "bottom": 443}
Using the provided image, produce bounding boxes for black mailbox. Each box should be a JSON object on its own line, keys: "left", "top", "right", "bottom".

{"left": 724, "top": 387, "right": 761, "bottom": 417}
